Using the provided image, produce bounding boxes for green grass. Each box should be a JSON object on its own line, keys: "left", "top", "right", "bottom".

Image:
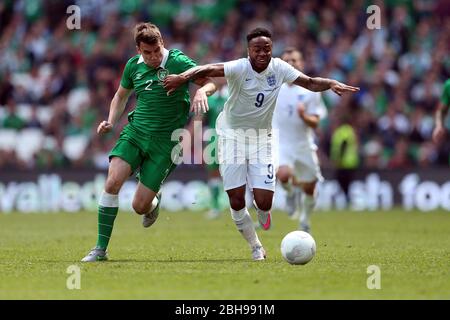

{"left": 0, "top": 209, "right": 449, "bottom": 299}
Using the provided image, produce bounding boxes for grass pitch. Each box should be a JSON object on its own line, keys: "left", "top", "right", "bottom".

{"left": 0, "top": 209, "right": 449, "bottom": 299}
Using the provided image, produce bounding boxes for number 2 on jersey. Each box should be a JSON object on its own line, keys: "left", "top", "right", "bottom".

{"left": 145, "top": 80, "right": 153, "bottom": 91}
{"left": 255, "top": 93, "right": 265, "bottom": 108}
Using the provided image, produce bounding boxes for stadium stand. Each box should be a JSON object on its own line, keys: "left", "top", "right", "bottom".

{"left": 0, "top": 0, "right": 449, "bottom": 170}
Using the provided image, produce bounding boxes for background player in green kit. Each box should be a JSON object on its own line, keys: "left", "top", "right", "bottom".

{"left": 82, "top": 22, "right": 216, "bottom": 262}
{"left": 432, "top": 78, "right": 450, "bottom": 145}
{"left": 203, "top": 80, "right": 228, "bottom": 219}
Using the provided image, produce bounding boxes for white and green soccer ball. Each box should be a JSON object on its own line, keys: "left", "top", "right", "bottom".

{"left": 280, "top": 231, "right": 316, "bottom": 265}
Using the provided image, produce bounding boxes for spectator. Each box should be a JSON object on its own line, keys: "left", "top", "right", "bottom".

{"left": 0, "top": 0, "right": 448, "bottom": 170}
{"left": 387, "top": 137, "right": 413, "bottom": 169}
{"left": 2, "top": 98, "right": 26, "bottom": 130}
{"left": 330, "top": 115, "right": 360, "bottom": 205}
{"left": 26, "top": 104, "right": 43, "bottom": 129}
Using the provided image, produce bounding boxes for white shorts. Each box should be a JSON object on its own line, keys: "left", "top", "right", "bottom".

{"left": 278, "top": 144, "right": 323, "bottom": 183}
{"left": 218, "top": 133, "right": 276, "bottom": 191}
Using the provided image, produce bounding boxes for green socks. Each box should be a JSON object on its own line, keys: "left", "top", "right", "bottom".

{"left": 209, "top": 178, "right": 221, "bottom": 211}
{"left": 96, "top": 192, "right": 119, "bottom": 250}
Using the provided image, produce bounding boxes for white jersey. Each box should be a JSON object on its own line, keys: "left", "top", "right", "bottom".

{"left": 216, "top": 57, "right": 302, "bottom": 136}
{"left": 273, "top": 84, "right": 327, "bottom": 149}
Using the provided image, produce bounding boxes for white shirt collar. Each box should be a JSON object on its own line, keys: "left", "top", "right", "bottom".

{"left": 137, "top": 48, "right": 170, "bottom": 68}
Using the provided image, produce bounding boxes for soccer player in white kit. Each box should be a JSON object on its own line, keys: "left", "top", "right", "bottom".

{"left": 164, "top": 28, "right": 359, "bottom": 261}
{"left": 273, "top": 48, "right": 326, "bottom": 233}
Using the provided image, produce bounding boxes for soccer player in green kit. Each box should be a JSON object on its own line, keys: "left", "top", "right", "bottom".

{"left": 432, "top": 78, "right": 450, "bottom": 144}
{"left": 82, "top": 23, "right": 216, "bottom": 262}
{"left": 203, "top": 80, "right": 227, "bottom": 219}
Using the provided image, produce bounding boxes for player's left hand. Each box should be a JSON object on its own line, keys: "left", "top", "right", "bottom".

{"left": 330, "top": 80, "right": 360, "bottom": 96}
{"left": 163, "top": 75, "right": 184, "bottom": 95}
{"left": 191, "top": 88, "right": 209, "bottom": 114}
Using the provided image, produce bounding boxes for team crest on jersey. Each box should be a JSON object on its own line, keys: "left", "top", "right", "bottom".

{"left": 266, "top": 74, "right": 276, "bottom": 87}
{"left": 135, "top": 73, "right": 142, "bottom": 80}
{"left": 157, "top": 68, "right": 169, "bottom": 81}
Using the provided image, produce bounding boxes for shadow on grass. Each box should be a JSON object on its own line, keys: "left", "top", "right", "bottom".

{"left": 34, "top": 258, "right": 252, "bottom": 263}
{"left": 100, "top": 258, "right": 251, "bottom": 263}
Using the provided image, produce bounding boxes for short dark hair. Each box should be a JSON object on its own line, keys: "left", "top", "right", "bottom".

{"left": 134, "top": 22, "right": 162, "bottom": 46}
{"left": 246, "top": 27, "right": 272, "bottom": 43}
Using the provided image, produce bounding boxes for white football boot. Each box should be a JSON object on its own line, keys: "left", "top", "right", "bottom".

{"left": 205, "top": 209, "right": 221, "bottom": 220}
{"left": 251, "top": 245, "right": 266, "bottom": 261}
{"left": 81, "top": 247, "right": 108, "bottom": 262}
{"left": 253, "top": 200, "right": 272, "bottom": 231}
{"left": 143, "top": 191, "right": 161, "bottom": 228}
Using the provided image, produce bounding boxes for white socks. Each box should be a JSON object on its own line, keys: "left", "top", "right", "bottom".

{"left": 208, "top": 177, "right": 221, "bottom": 188}
{"left": 99, "top": 191, "right": 119, "bottom": 207}
{"left": 231, "top": 207, "right": 261, "bottom": 248}
{"left": 300, "top": 194, "right": 316, "bottom": 224}
{"left": 146, "top": 195, "right": 159, "bottom": 214}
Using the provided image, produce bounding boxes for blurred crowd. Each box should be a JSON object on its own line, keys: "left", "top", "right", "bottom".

{"left": 0, "top": 0, "right": 449, "bottom": 171}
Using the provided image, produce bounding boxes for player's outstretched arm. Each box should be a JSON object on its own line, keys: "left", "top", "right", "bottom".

{"left": 164, "top": 64, "right": 224, "bottom": 95}
{"left": 97, "top": 85, "right": 132, "bottom": 135}
{"left": 190, "top": 78, "right": 218, "bottom": 114}
{"left": 293, "top": 74, "right": 359, "bottom": 96}
{"left": 432, "top": 102, "right": 448, "bottom": 144}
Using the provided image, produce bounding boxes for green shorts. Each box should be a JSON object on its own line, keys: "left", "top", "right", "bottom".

{"left": 109, "top": 125, "right": 181, "bottom": 192}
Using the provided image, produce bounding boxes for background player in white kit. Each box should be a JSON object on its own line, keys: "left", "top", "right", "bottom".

{"left": 164, "top": 28, "right": 359, "bottom": 261}
{"left": 273, "top": 48, "right": 327, "bottom": 233}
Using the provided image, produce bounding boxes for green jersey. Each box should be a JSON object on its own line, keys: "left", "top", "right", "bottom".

{"left": 120, "top": 49, "right": 196, "bottom": 138}
{"left": 441, "top": 79, "right": 450, "bottom": 107}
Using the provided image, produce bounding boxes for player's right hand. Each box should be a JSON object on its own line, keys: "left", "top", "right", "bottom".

{"left": 97, "top": 121, "right": 113, "bottom": 135}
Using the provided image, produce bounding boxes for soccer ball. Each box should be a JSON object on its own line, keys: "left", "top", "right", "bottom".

{"left": 280, "top": 231, "right": 316, "bottom": 265}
